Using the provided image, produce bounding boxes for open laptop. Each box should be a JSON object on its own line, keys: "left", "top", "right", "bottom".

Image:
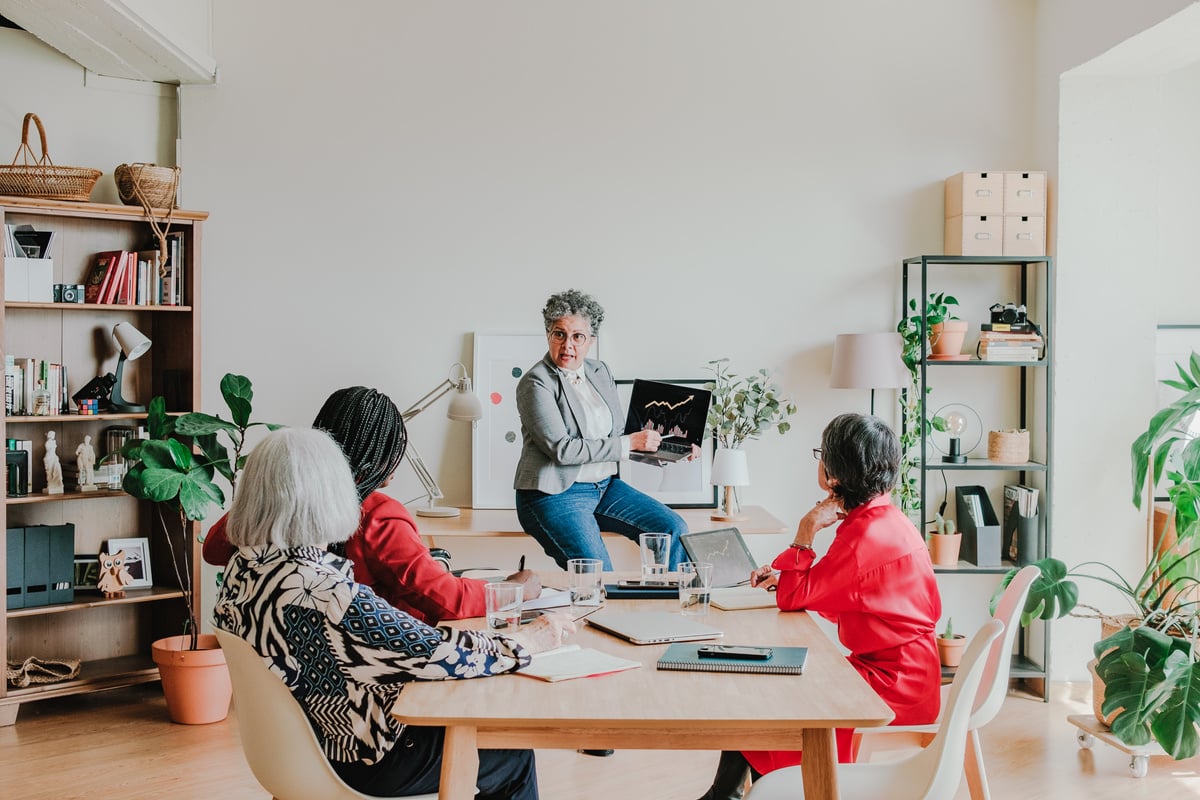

{"left": 585, "top": 609, "right": 724, "bottom": 645}
{"left": 623, "top": 379, "right": 712, "bottom": 466}
{"left": 680, "top": 527, "right": 760, "bottom": 588}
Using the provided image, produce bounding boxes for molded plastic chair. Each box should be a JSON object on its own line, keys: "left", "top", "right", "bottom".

{"left": 214, "top": 629, "right": 439, "bottom": 800}
{"left": 745, "top": 618, "right": 1004, "bottom": 800}
{"left": 854, "top": 564, "right": 1040, "bottom": 799}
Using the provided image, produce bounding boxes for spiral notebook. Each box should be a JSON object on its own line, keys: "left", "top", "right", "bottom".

{"left": 656, "top": 643, "right": 808, "bottom": 675}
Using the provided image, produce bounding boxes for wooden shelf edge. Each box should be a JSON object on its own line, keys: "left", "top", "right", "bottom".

{"left": 0, "top": 195, "right": 208, "bottom": 221}
{"left": 1, "top": 655, "right": 159, "bottom": 703}
{"left": 7, "top": 587, "right": 186, "bottom": 618}
{"left": 4, "top": 301, "right": 192, "bottom": 312}
{"left": 6, "top": 489, "right": 131, "bottom": 505}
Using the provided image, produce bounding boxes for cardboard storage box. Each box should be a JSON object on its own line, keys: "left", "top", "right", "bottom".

{"left": 3, "top": 257, "right": 54, "bottom": 302}
{"left": 955, "top": 485, "right": 1001, "bottom": 567}
{"left": 1001, "top": 215, "right": 1046, "bottom": 257}
{"left": 1003, "top": 171, "right": 1047, "bottom": 215}
{"left": 945, "top": 171, "right": 1004, "bottom": 216}
{"left": 944, "top": 215, "right": 1003, "bottom": 257}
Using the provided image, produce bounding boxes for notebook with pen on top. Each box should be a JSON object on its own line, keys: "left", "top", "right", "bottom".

{"left": 623, "top": 379, "right": 712, "bottom": 466}
{"left": 656, "top": 643, "right": 808, "bottom": 675}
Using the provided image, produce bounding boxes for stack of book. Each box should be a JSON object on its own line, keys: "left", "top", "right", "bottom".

{"left": 978, "top": 330, "right": 1042, "bottom": 362}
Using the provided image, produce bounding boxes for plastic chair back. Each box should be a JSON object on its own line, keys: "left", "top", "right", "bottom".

{"left": 970, "top": 564, "right": 1039, "bottom": 728}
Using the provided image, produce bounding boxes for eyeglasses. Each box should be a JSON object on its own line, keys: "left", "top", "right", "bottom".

{"left": 812, "top": 448, "right": 823, "bottom": 461}
{"left": 548, "top": 330, "right": 593, "bottom": 345}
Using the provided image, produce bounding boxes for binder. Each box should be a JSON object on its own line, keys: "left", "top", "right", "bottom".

{"left": 6, "top": 527, "right": 24, "bottom": 610}
{"left": 23, "top": 525, "right": 50, "bottom": 607}
{"left": 656, "top": 643, "right": 808, "bottom": 675}
{"left": 48, "top": 523, "right": 75, "bottom": 604}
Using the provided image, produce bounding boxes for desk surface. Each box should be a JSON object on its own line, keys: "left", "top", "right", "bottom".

{"left": 391, "top": 600, "right": 891, "bottom": 799}
{"left": 419, "top": 504, "right": 787, "bottom": 538}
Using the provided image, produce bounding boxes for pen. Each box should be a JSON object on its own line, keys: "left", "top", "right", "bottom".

{"left": 735, "top": 570, "right": 780, "bottom": 587}
{"left": 518, "top": 555, "right": 526, "bottom": 572}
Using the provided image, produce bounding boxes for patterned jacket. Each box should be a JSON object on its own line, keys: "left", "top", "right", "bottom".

{"left": 213, "top": 545, "right": 530, "bottom": 765}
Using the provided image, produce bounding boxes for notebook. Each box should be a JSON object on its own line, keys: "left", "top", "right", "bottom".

{"left": 517, "top": 644, "right": 642, "bottom": 682}
{"left": 623, "top": 379, "right": 712, "bottom": 466}
{"left": 656, "top": 643, "right": 808, "bottom": 675}
{"left": 680, "top": 527, "right": 760, "bottom": 588}
{"left": 585, "top": 609, "right": 724, "bottom": 645}
{"left": 709, "top": 586, "right": 778, "bottom": 611}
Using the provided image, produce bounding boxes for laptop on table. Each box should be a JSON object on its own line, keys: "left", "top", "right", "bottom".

{"left": 585, "top": 609, "right": 724, "bottom": 645}
{"left": 623, "top": 379, "right": 712, "bottom": 466}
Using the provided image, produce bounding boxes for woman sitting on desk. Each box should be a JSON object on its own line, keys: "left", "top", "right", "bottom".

{"left": 696, "top": 413, "right": 941, "bottom": 800}
{"left": 514, "top": 288, "right": 692, "bottom": 570}
{"left": 214, "top": 427, "right": 573, "bottom": 799}
{"left": 203, "top": 386, "right": 540, "bottom": 624}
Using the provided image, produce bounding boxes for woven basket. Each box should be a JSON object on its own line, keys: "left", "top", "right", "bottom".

{"left": 0, "top": 113, "right": 101, "bottom": 201}
{"left": 988, "top": 429, "right": 1030, "bottom": 464}
{"left": 115, "top": 162, "right": 179, "bottom": 209}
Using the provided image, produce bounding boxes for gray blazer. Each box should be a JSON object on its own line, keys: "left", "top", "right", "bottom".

{"left": 513, "top": 353, "right": 625, "bottom": 495}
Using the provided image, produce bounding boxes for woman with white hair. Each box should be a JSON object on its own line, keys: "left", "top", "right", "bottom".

{"left": 214, "top": 427, "right": 572, "bottom": 799}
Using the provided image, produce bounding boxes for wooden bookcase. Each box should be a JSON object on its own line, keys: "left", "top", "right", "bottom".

{"left": 1, "top": 196, "right": 205, "bottom": 725}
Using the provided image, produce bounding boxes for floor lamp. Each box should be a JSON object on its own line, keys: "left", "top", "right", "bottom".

{"left": 829, "top": 332, "right": 908, "bottom": 416}
{"left": 401, "top": 362, "right": 483, "bottom": 517}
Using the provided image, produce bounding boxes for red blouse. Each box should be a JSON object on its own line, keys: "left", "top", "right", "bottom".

{"left": 744, "top": 494, "right": 942, "bottom": 775}
{"left": 202, "top": 492, "right": 488, "bottom": 624}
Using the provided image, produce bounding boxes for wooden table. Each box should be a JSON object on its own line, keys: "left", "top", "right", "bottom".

{"left": 417, "top": 504, "right": 787, "bottom": 544}
{"left": 391, "top": 600, "right": 892, "bottom": 799}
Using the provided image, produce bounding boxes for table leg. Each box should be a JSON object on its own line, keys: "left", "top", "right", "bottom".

{"left": 801, "top": 727, "right": 839, "bottom": 800}
{"left": 439, "top": 725, "right": 479, "bottom": 799}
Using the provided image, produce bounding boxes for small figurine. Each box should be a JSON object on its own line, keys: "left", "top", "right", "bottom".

{"left": 75, "top": 434, "right": 97, "bottom": 491}
{"left": 96, "top": 550, "right": 133, "bottom": 598}
{"left": 43, "top": 430, "right": 64, "bottom": 495}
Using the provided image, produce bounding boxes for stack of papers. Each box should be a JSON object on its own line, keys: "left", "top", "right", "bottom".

{"left": 523, "top": 588, "right": 572, "bottom": 611}
{"left": 517, "top": 644, "right": 642, "bottom": 682}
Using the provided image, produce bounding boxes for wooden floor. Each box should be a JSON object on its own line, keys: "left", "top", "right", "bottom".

{"left": 3, "top": 681, "right": 1200, "bottom": 799}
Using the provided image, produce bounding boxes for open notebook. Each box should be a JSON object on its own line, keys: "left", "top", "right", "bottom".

{"left": 517, "top": 645, "right": 641, "bottom": 682}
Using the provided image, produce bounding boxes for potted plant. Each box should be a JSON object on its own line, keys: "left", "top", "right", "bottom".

{"left": 928, "top": 512, "right": 961, "bottom": 567}
{"left": 937, "top": 617, "right": 967, "bottom": 667}
{"left": 121, "top": 373, "right": 281, "bottom": 724}
{"left": 704, "top": 358, "right": 797, "bottom": 520}
{"left": 995, "top": 352, "right": 1200, "bottom": 759}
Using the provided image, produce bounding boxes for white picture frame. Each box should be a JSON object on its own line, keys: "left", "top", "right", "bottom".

{"left": 104, "top": 536, "right": 153, "bottom": 589}
{"left": 617, "top": 379, "right": 718, "bottom": 508}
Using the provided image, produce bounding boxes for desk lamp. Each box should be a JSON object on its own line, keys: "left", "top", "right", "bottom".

{"left": 401, "top": 362, "right": 483, "bottom": 517}
{"left": 110, "top": 322, "right": 152, "bottom": 413}
{"left": 710, "top": 448, "right": 750, "bottom": 522}
{"left": 829, "top": 332, "right": 908, "bottom": 416}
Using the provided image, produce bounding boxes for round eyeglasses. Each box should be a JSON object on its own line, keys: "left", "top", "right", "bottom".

{"left": 548, "top": 330, "right": 593, "bottom": 345}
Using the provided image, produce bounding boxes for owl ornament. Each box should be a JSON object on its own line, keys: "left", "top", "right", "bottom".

{"left": 96, "top": 550, "right": 134, "bottom": 598}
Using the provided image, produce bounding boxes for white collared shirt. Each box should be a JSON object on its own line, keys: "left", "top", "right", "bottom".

{"left": 562, "top": 368, "right": 623, "bottom": 482}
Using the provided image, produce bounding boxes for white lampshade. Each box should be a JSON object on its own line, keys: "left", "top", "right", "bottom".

{"left": 447, "top": 376, "right": 483, "bottom": 422}
{"left": 829, "top": 332, "right": 908, "bottom": 390}
{"left": 112, "top": 322, "right": 152, "bottom": 361}
{"left": 710, "top": 448, "right": 750, "bottom": 488}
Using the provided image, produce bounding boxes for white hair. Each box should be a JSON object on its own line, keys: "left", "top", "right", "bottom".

{"left": 225, "top": 428, "right": 361, "bottom": 550}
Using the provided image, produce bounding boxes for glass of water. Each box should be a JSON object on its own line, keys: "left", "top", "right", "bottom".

{"left": 678, "top": 561, "right": 713, "bottom": 616}
{"left": 566, "top": 558, "right": 604, "bottom": 610}
{"left": 639, "top": 532, "right": 672, "bottom": 584}
{"left": 485, "top": 582, "right": 524, "bottom": 630}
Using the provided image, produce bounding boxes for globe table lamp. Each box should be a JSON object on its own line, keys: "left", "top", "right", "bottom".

{"left": 401, "top": 362, "right": 484, "bottom": 517}
{"left": 110, "top": 322, "right": 152, "bottom": 413}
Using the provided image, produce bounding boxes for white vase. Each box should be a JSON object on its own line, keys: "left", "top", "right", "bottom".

{"left": 710, "top": 448, "right": 750, "bottom": 521}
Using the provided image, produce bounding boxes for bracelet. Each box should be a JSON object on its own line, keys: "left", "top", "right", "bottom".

{"left": 789, "top": 543, "right": 814, "bottom": 551}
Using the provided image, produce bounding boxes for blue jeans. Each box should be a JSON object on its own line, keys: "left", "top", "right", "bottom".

{"left": 515, "top": 477, "right": 688, "bottom": 570}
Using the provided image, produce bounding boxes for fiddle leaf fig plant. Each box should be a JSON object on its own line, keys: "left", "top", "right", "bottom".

{"left": 121, "top": 373, "right": 283, "bottom": 649}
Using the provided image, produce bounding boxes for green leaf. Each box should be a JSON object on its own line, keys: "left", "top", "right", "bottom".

{"left": 174, "top": 412, "right": 238, "bottom": 438}
{"left": 1014, "top": 558, "right": 1079, "bottom": 624}
{"left": 1100, "top": 651, "right": 1158, "bottom": 746}
{"left": 1148, "top": 655, "right": 1200, "bottom": 760}
{"left": 178, "top": 471, "right": 225, "bottom": 521}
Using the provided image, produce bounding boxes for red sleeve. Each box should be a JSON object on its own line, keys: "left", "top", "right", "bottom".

{"left": 201, "top": 513, "right": 236, "bottom": 566}
{"left": 771, "top": 530, "right": 860, "bottom": 621}
{"left": 347, "top": 494, "right": 489, "bottom": 624}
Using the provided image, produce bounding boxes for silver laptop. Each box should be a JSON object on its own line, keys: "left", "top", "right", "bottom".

{"left": 585, "top": 610, "right": 724, "bottom": 645}
{"left": 680, "top": 527, "right": 760, "bottom": 588}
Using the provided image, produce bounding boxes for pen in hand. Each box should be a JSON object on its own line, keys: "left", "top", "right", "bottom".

{"left": 518, "top": 555, "right": 526, "bottom": 572}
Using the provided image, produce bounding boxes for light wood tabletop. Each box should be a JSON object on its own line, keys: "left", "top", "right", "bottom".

{"left": 391, "top": 599, "right": 891, "bottom": 799}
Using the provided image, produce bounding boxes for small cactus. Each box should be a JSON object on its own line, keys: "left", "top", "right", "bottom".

{"left": 932, "top": 512, "right": 957, "bottom": 536}
{"left": 942, "top": 617, "right": 955, "bottom": 639}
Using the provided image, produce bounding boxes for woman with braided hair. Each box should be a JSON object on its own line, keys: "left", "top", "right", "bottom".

{"left": 203, "top": 386, "right": 541, "bottom": 623}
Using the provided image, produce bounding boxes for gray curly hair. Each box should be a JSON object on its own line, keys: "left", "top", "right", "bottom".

{"left": 542, "top": 289, "right": 605, "bottom": 333}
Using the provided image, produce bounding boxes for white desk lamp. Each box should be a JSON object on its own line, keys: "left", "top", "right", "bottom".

{"left": 829, "top": 332, "right": 908, "bottom": 416}
{"left": 110, "top": 322, "right": 152, "bottom": 413}
{"left": 401, "top": 362, "right": 483, "bottom": 517}
{"left": 710, "top": 448, "right": 750, "bottom": 522}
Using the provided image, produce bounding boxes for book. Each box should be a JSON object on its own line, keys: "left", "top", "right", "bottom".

{"left": 83, "top": 251, "right": 122, "bottom": 304}
{"left": 516, "top": 644, "right": 642, "bottom": 682}
{"left": 710, "top": 586, "right": 778, "bottom": 611}
{"left": 657, "top": 643, "right": 808, "bottom": 675}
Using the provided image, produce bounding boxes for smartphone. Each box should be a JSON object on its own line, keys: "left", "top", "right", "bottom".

{"left": 616, "top": 579, "right": 674, "bottom": 588}
{"left": 519, "top": 610, "right": 544, "bottom": 625}
{"left": 696, "top": 645, "right": 773, "bottom": 660}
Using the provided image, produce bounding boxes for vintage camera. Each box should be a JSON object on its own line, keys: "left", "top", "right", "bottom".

{"left": 61, "top": 283, "right": 82, "bottom": 303}
{"left": 990, "top": 302, "right": 1027, "bottom": 326}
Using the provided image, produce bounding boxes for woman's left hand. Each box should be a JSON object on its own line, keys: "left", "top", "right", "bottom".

{"left": 687, "top": 444, "right": 701, "bottom": 461}
{"left": 508, "top": 611, "right": 576, "bottom": 655}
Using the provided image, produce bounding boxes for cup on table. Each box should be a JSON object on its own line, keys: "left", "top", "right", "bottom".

{"left": 678, "top": 561, "right": 713, "bottom": 616}
{"left": 485, "top": 581, "right": 524, "bottom": 630}
{"left": 639, "top": 532, "right": 672, "bottom": 584}
{"left": 567, "top": 558, "right": 604, "bottom": 610}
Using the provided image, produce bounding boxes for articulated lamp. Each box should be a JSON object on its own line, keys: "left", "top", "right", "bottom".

{"left": 110, "top": 322, "right": 152, "bottom": 413}
{"left": 401, "top": 362, "right": 483, "bottom": 517}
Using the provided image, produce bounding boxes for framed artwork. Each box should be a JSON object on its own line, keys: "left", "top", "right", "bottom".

{"left": 104, "top": 537, "right": 153, "bottom": 589}
{"left": 472, "top": 333, "right": 551, "bottom": 509}
{"left": 73, "top": 555, "right": 100, "bottom": 590}
{"left": 617, "top": 379, "right": 718, "bottom": 508}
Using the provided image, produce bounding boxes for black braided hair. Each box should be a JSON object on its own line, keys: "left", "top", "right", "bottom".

{"left": 312, "top": 387, "right": 407, "bottom": 503}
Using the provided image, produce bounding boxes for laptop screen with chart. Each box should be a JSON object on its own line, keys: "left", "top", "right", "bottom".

{"left": 623, "top": 379, "right": 712, "bottom": 466}
{"left": 680, "top": 527, "right": 760, "bottom": 588}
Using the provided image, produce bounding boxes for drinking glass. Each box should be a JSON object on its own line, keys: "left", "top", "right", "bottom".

{"left": 485, "top": 582, "right": 524, "bottom": 630}
{"left": 639, "top": 532, "right": 672, "bottom": 584}
{"left": 678, "top": 561, "right": 713, "bottom": 616}
{"left": 567, "top": 558, "right": 604, "bottom": 609}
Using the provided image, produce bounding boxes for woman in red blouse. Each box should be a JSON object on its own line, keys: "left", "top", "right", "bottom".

{"left": 203, "top": 386, "right": 541, "bottom": 624}
{"left": 696, "top": 413, "right": 942, "bottom": 800}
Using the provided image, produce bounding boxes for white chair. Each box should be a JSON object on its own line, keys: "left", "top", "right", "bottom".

{"left": 854, "top": 564, "right": 1040, "bottom": 799}
{"left": 214, "top": 629, "right": 439, "bottom": 800}
{"left": 746, "top": 618, "right": 1004, "bottom": 800}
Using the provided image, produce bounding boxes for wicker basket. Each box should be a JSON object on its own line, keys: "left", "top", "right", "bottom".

{"left": 114, "top": 162, "right": 179, "bottom": 209}
{"left": 0, "top": 113, "right": 101, "bottom": 201}
{"left": 987, "top": 428, "right": 1030, "bottom": 464}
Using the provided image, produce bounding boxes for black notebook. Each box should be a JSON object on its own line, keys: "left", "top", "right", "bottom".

{"left": 656, "top": 643, "right": 808, "bottom": 675}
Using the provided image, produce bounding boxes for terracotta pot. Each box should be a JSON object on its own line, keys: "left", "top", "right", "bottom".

{"left": 151, "top": 633, "right": 232, "bottom": 724}
{"left": 938, "top": 634, "right": 967, "bottom": 668}
{"left": 928, "top": 532, "right": 961, "bottom": 567}
{"left": 1088, "top": 659, "right": 1120, "bottom": 727}
{"left": 928, "top": 320, "right": 969, "bottom": 357}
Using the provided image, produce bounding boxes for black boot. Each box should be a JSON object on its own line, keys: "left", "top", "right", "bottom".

{"left": 694, "top": 750, "right": 749, "bottom": 800}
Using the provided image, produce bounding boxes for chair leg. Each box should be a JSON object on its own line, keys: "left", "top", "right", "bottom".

{"left": 964, "top": 728, "right": 990, "bottom": 800}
